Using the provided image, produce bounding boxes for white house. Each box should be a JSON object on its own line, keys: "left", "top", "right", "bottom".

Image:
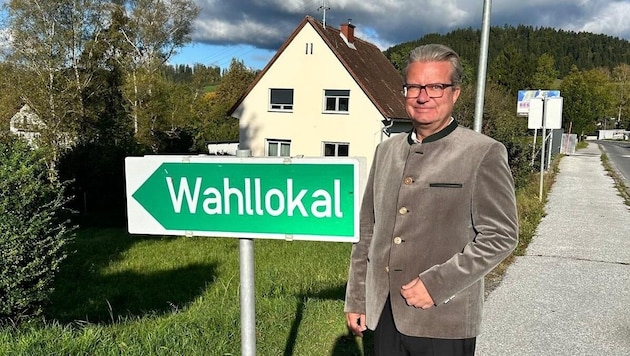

{"left": 9, "top": 104, "right": 44, "bottom": 147}
{"left": 598, "top": 129, "right": 629, "bottom": 140}
{"left": 9, "top": 104, "right": 75, "bottom": 149}
{"left": 229, "top": 16, "right": 410, "bottom": 171}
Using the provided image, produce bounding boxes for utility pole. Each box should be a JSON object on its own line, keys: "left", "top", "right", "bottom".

{"left": 474, "top": 0, "right": 492, "bottom": 133}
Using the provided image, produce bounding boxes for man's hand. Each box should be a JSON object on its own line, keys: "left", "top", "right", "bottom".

{"left": 400, "top": 277, "right": 435, "bottom": 310}
{"left": 346, "top": 312, "right": 367, "bottom": 337}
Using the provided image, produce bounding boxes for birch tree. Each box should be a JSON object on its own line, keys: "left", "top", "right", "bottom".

{"left": 111, "top": 0, "right": 199, "bottom": 150}
{"left": 5, "top": 0, "right": 108, "bottom": 176}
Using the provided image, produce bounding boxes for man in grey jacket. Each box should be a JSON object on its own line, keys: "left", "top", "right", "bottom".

{"left": 344, "top": 44, "right": 519, "bottom": 355}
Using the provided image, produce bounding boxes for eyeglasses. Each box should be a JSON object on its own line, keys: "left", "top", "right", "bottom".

{"left": 402, "top": 83, "right": 455, "bottom": 98}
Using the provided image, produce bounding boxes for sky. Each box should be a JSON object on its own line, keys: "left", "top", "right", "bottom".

{"left": 169, "top": 0, "right": 630, "bottom": 70}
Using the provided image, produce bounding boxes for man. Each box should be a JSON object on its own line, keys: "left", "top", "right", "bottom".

{"left": 344, "top": 44, "right": 519, "bottom": 355}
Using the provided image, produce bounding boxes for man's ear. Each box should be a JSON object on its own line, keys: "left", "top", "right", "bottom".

{"left": 452, "top": 86, "right": 461, "bottom": 104}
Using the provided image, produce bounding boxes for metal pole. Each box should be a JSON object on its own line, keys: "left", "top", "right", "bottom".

{"left": 531, "top": 128, "right": 537, "bottom": 166}
{"left": 564, "top": 121, "right": 573, "bottom": 155}
{"left": 473, "top": 0, "right": 492, "bottom": 133}
{"left": 236, "top": 149, "right": 256, "bottom": 355}
{"left": 539, "top": 99, "right": 547, "bottom": 201}
{"left": 547, "top": 129, "right": 553, "bottom": 170}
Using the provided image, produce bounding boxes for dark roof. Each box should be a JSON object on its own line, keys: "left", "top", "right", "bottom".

{"left": 229, "top": 16, "right": 409, "bottom": 121}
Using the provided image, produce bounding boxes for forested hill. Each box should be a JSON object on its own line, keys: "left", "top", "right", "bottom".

{"left": 384, "top": 25, "right": 630, "bottom": 78}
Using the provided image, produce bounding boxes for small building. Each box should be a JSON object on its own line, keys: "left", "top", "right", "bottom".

{"left": 206, "top": 140, "right": 239, "bottom": 155}
{"left": 598, "top": 129, "right": 629, "bottom": 140}
{"left": 229, "top": 16, "right": 410, "bottom": 171}
{"left": 9, "top": 104, "right": 44, "bottom": 147}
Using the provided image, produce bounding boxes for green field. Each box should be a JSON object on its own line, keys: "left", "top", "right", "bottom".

{"left": 0, "top": 229, "right": 369, "bottom": 355}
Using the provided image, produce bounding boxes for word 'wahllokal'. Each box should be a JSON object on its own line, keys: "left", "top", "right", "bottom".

{"left": 167, "top": 177, "right": 344, "bottom": 218}
{"left": 125, "top": 156, "right": 363, "bottom": 242}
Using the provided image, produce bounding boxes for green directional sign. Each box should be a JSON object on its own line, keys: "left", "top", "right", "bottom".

{"left": 125, "top": 156, "right": 361, "bottom": 242}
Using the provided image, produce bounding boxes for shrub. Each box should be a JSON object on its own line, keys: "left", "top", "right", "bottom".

{"left": 504, "top": 138, "right": 535, "bottom": 190}
{"left": 58, "top": 142, "right": 139, "bottom": 227}
{"left": 0, "top": 134, "right": 75, "bottom": 326}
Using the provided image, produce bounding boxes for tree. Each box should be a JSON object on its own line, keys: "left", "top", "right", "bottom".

{"left": 5, "top": 0, "right": 108, "bottom": 176}
{"left": 111, "top": 0, "right": 199, "bottom": 149}
{"left": 490, "top": 44, "right": 535, "bottom": 95}
{"left": 0, "top": 63, "right": 22, "bottom": 131}
{"left": 532, "top": 53, "right": 559, "bottom": 90}
{"left": 611, "top": 63, "right": 630, "bottom": 129}
{"left": 560, "top": 66, "right": 614, "bottom": 136}
{"left": 192, "top": 59, "right": 256, "bottom": 151}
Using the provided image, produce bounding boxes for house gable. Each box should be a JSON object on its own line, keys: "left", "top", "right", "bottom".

{"left": 9, "top": 105, "right": 45, "bottom": 147}
{"left": 230, "top": 16, "right": 409, "bottom": 171}
{"left": 231, "top": 16, "right": 407, "bottom": 121}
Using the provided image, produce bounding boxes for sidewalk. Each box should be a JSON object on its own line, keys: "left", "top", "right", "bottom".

{"left": 476, "top": 142, "right": 630, "bottom": 355}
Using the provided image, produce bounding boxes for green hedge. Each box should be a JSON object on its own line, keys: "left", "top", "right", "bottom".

{"left": 0, "top": 134, "right": 74, "bottom": 326}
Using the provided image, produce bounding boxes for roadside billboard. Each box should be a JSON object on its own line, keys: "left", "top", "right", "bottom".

{"left": 517, "top": 90, "right": 561, "bottom": 117}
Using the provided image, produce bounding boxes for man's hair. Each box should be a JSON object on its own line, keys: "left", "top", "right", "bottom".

{"left": 404, "top": 44, "right": 463, "bottom": 85}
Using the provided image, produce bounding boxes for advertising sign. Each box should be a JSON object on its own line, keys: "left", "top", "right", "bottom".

{"left": 517, "top": 90, "right": 561, "bottom": 117}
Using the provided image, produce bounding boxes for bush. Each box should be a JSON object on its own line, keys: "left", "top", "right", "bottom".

{"left": 0, "top": 134, "right": 75, "bottom": 326}
{"left": 504, "top": 138, "right": 535, "bottom": 190}
{"left": 58, "top": 142, "right": 140, "bottom": 227}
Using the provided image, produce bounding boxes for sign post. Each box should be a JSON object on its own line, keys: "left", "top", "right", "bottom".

{"left": 539, "top": 98, "right": 547, "bottom": 201}
{"left": 125, "top": 154, "right": 362, "bottom": 355}
{"left": 125, "top": 155, "right": 362, "bottom": 242}
{"left": 519, "top": 90, "right": 563, "bottom": 201}
{"left": 236, "top": 149, "right": 256, "bottom": 356}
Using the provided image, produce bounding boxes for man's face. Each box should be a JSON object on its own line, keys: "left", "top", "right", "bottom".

{"left": 404, "top": 61, "right": 460, "bottom": 132}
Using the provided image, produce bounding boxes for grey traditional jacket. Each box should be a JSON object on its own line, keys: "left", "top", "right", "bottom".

{"left": 344, "top": 120, "right": 519, "bottom": 339}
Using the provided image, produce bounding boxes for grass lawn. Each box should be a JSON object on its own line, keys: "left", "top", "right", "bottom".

{"left": 0, "top": 229, "right": 369, "bottom": 355}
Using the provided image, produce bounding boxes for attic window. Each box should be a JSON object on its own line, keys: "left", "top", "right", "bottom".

{"left": 269, "top": 88, "right": 294, "bottom": 112}
{"left": 323, "top": 89, "right": 350, "bottom": 113}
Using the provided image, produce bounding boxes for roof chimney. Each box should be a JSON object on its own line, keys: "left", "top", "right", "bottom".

{"left": 340, "top": 19, "right": 355, "bottom": 43}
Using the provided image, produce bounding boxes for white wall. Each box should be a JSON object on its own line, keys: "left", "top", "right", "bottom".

{"left": 235, "top": 22, "right": 387, "bottom": 171}
{"left": 598, "top": 130, "right": 630, "bottom": 140}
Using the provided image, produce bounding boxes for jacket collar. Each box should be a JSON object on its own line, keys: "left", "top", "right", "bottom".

{"left": 407, "top": 118, "right": 458, "bottom": 144}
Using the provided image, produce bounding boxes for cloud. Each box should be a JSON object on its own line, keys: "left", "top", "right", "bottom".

{"left": 572, "top": 1, "right": 630, "bottom": 38}
{"left": 190, "top": 0, "right": 630, "bottom": 51}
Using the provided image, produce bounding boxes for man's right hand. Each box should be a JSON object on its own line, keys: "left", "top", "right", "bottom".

{"left": 345, "top": 312, "right": 367, "bottom": 337}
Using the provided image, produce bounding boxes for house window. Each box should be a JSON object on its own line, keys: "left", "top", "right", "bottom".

{"left": 267, "top": 139, "right": 291, "bottom": 157}
{"left": 323, "top": 89, "right": 350, "bottom": 113}
{"left": 323, "top": 142, "right": 349, "bottom": 157}
{"left": 269, "top": 89, "right": 294, "bottom": 112}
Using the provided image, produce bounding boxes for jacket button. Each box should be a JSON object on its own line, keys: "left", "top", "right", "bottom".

{"left": 385, "top": 266, "right": 390, "bottom": 273}
{"left": 403, "top": 177, "right": 413, "bottom": 185}
{"left": 393, "top": 236, "right": 402, "bottom": 244}
{"left": 399, "top": 207, "right": 408, "bottom": 214}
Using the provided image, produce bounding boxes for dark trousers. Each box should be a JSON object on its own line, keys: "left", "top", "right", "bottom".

{"left": 374, "top": 297, "right": 476, "bottom": 356}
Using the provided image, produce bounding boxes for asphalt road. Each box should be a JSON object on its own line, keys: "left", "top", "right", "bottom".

{"left": 476, "top": 142, "right": 630, "bottom": 355}
{"left": 598, "top": 139, "right": 630, "bottom": 189}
